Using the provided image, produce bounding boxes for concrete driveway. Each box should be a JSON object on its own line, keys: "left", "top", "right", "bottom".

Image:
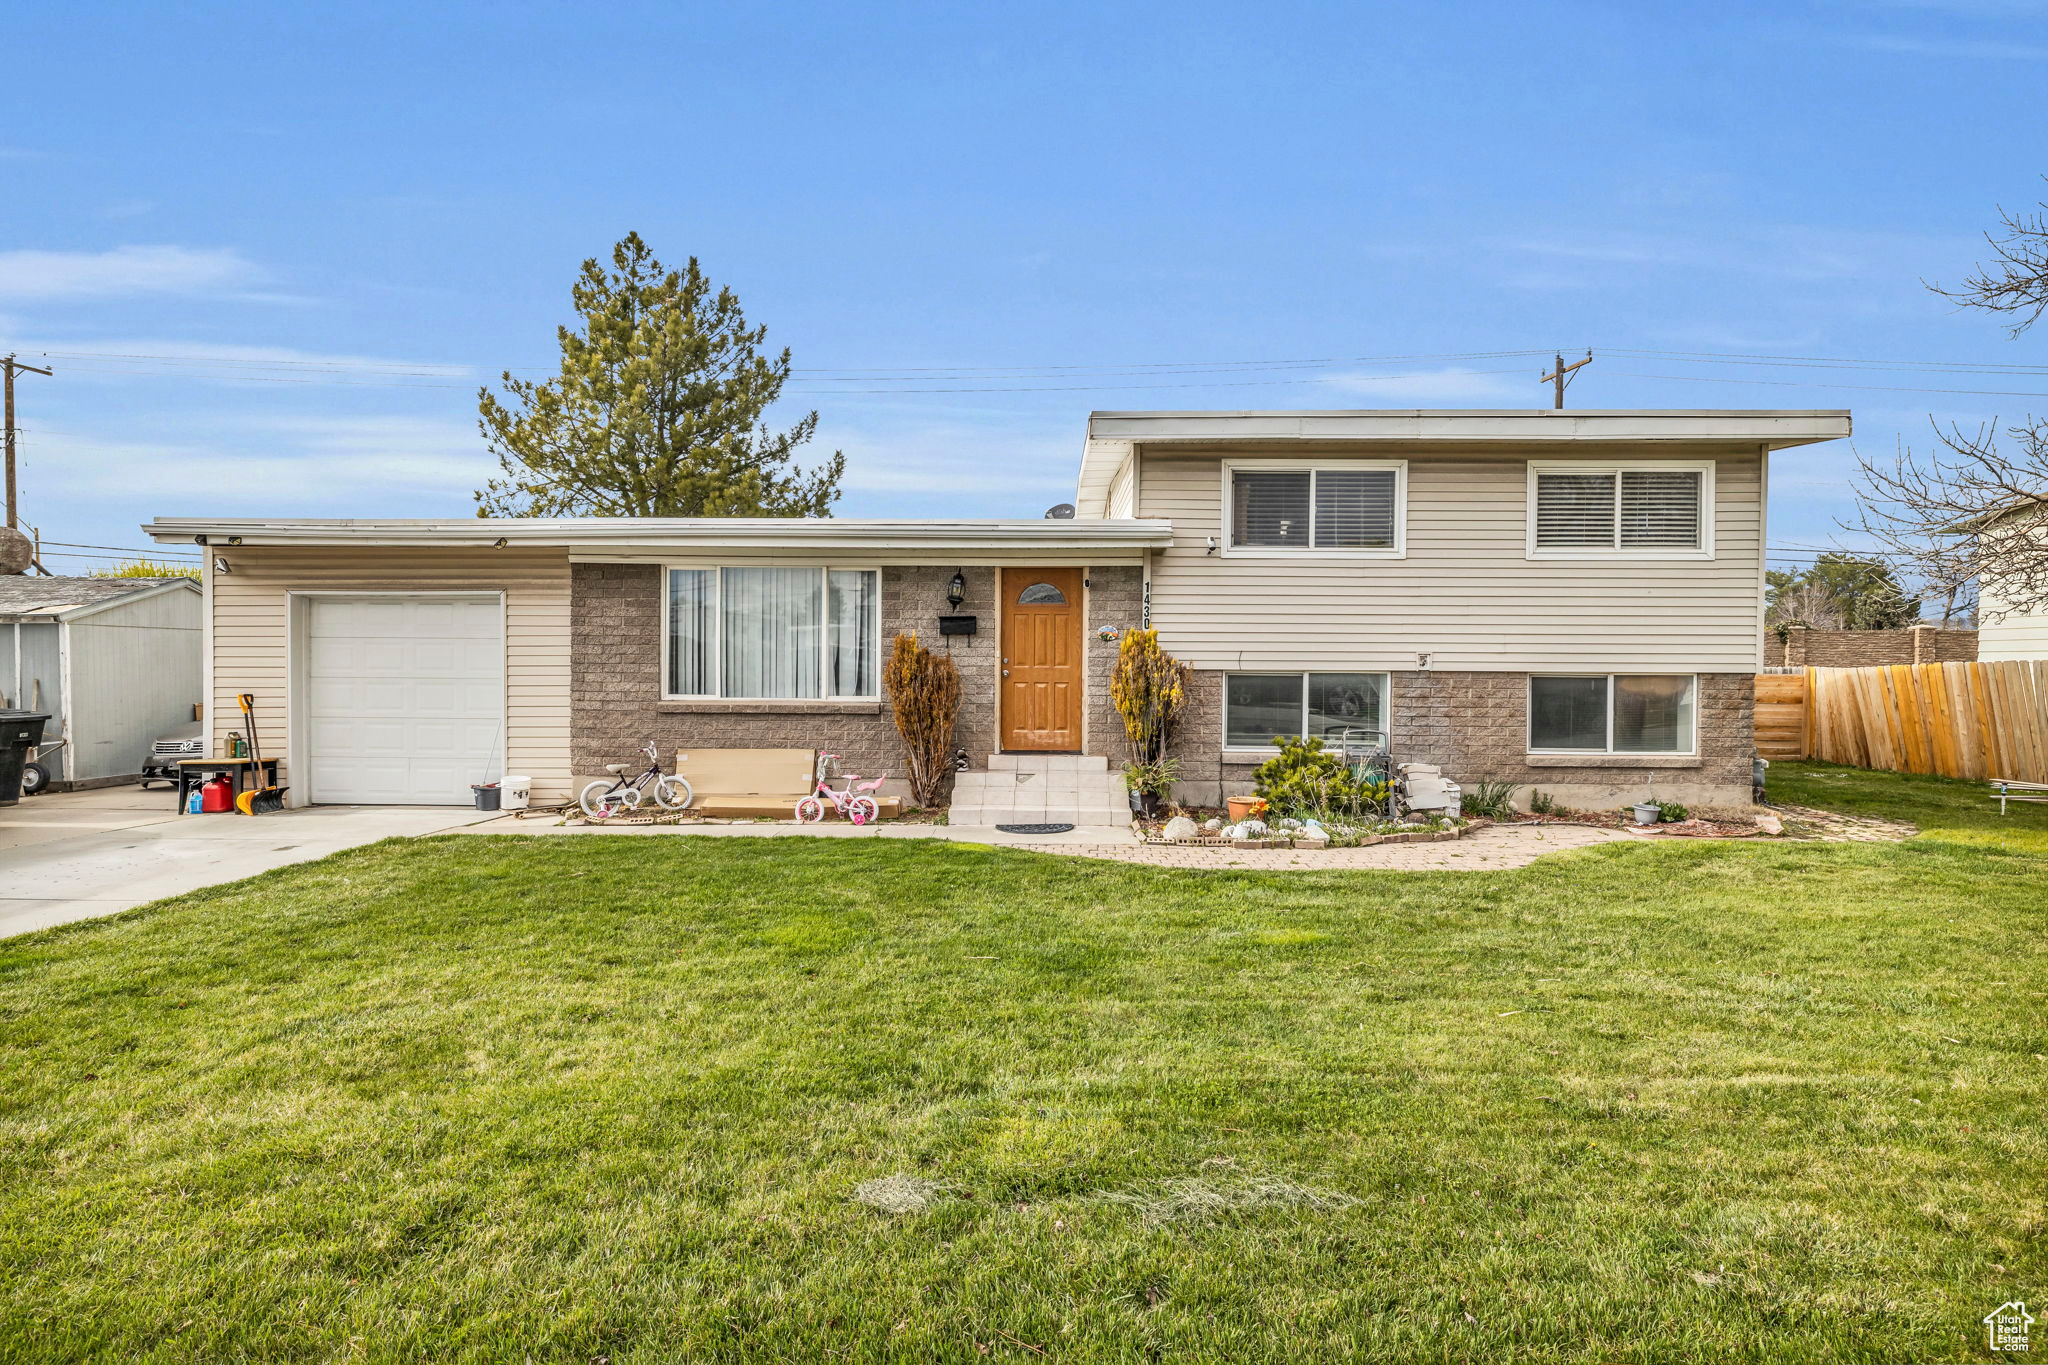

{"left": 0, "top": 786, "right": 498, "bottom": 938}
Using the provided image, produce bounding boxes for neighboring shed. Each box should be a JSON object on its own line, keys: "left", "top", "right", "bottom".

{"left": 0, "top": 576, "right": 203, "bottom": 789}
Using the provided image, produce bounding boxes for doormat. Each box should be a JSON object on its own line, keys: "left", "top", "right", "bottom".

{"left": 996, "top": 822, "right": 1075, "bottom": 834}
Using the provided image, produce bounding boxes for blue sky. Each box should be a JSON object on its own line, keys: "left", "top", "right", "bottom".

{"left": 5, "top": 0, "right": 2048, "bottom": 575}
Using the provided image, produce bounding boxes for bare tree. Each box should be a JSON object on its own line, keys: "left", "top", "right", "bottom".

{"left": 1766, "top": 574, "right": 1848, "bottom": 630}
{"left": 1932, "top": 181, "right": 2048, "bottom": 335}
{"left": 1848, "top": 417, "right": 2048, "bottom": 622}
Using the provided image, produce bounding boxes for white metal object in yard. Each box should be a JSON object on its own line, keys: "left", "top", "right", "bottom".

{"left": 1991, "top": 778, "right": 2048, "bottom": 815}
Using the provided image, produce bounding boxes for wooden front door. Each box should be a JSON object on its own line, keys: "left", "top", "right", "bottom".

{"left": 1000, "top": 567, "right": 1083, "bottom": 751}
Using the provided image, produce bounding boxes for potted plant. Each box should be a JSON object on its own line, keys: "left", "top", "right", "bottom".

{"left": 1224, "top": 793, "right": 1272, "bottom": 823}
{"left": 1630, "top": 774, "right": 1662, "bottom": 826}
{"left": 1124, "top": 757, "right": 1180, "bottom": 819}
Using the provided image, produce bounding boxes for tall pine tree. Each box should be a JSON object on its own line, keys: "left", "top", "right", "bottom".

{"left": 476, "top": 234, "right": 843, "bottom": 517}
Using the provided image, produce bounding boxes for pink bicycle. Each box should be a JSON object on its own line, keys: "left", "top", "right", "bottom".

{"left": 795, "top": 753, "right": 887, "bottom": 825}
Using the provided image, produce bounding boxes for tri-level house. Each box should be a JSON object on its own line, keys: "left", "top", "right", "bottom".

{"left": 144, "top": 408, "right": 1849, "bottom": 818}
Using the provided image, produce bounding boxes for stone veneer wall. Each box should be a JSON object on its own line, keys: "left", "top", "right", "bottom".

{"left": 1765, "top": 625, "right": 1978, "bottom": 667}
{"left": 573, "top": 563, "right": 996, "bottom": 802}
{"left": 1082, "top": 566, "right": 1143, "bottom": 762}
{"left": 1172, "top": 670, "right": 1756, "bottom": 813}
{"left": 572, "top": 562, "right": 1146, "bottom": 801}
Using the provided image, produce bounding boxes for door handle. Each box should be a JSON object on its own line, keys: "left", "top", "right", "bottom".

{"left": 1002, "top": 669, "right": 1010, "bottom": 677}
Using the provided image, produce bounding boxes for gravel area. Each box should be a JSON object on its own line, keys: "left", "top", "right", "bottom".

{"left": 1769, "top": 804, "right": 1918, "bottom": 843}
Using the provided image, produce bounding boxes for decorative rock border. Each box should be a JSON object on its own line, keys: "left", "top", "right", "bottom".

{"left": 1141, "top": 824, "right": 1474, "bottom": 852}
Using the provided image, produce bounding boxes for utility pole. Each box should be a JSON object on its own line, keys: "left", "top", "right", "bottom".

{"left": 1539, "top": 350, "right": 1592, "bottom": 409}
{"left": 4, "top": 354, "right": 55, "bottom": 530}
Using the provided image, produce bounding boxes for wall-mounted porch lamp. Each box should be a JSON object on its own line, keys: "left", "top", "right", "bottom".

{"left": 946, "top": 570, "right": 966, "bottom": 608}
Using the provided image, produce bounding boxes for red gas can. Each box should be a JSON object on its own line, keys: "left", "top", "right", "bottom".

{"left": 200, "top": 774, "right": 236, "bottom": 813}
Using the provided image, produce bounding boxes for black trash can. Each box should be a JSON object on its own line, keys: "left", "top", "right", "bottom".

{"left": 0, "top": 710, "right": 50, "bottom": 807}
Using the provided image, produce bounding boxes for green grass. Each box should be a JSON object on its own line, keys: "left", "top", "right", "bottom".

{"left": 1772, "top": 758, "right": 2048, "bottom": 853}
{"left": 2, "top": 770, "right": 2044, "bottom": 1363}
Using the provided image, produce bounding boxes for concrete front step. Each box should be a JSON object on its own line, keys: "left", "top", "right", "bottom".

{"left": 951, "top": 810, "right": 1134, "bottom": 826}
{"left": 952, "top": 752, "right": 1129, "bottom": 824}
{"left": 986, "top": 753, "right": 1110, "bottom": 772}
{"left": 954, "top": 773, "right": 1124, "bottom": 792}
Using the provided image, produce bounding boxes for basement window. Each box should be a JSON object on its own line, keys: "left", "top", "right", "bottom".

{"left": 1528, "top": 674, "right": 1696, "bottom": 754}
{"left": 1225, "top": 672, "right": 1388, "bottom": 749}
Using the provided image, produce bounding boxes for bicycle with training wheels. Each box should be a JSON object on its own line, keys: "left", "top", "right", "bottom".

{"left": 794, "top": 752, "right": 886, "bottom": 826}
{"left": 579, "top": 740, "right": 694, "bottom": 819}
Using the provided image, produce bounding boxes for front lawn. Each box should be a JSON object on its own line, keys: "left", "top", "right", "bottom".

{"left": 1, "top": 783, "right": 2043, "bottom": 1362}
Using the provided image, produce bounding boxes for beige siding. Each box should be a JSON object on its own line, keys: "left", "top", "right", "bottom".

{"left": 1978, "top": 595, "right": 2048, "bottom": 661}
{"left": 1978, "top": 517, "right": 2048, "bottom": 660}
{"left": 1105, "top": 453, "right": 1136, "bottom": 518}
{"left": 208, "top": 547, "right": 572, "bottom": 802}
{"left": 1139, "top": 443, "right": 1767, "bottom": 672}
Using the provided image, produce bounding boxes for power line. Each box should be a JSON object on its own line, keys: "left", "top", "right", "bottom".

{"left": 42, "top": 539, "right": 201, "bottom": 559}
{"left": 784, "top": 367, "right": 1535, "bottom": 395}
{"left": 1606, "top": 370, "right": 2048, "bottom": 400}
{"left": 34, "top": 549, "right": 196, "bottom": 564}
{"left": 22, "top": 340, "right": 2048, "bottom": 400}
{"left": 1605, "top": 346, "right": 2048, "bottom": 377}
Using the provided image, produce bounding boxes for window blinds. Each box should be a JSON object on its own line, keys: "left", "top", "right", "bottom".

{"left": 1535, "top": 470, "right": 1701, "bottom": 550}
{"left": 1231, "top": 468, "right": 1397, "bottom": 549}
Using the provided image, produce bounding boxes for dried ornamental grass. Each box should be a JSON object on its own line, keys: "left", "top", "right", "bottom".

{"left": 884, "top": 632, "right": 962, "bottom": 808}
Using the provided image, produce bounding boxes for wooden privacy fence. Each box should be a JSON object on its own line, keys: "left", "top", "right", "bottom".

{"left": 1753, "top": 661, "right": 2048, "bottom": 783}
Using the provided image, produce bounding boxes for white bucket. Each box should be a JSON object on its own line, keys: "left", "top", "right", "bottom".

{"left": 500, "top": 775, "right": 532, "bottom": 810}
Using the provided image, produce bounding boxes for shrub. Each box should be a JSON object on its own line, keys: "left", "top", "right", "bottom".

{"left": 90, "top": 559, "right": 199, "bottom": 579}
{"left": 1110, "top": 629, "right": 1191, "bottom": 767}
{"left": 1461, "top": 780, "right": 1518, "bottom": 820}
{"left": 1527, "top": 788, "right": 1557, "bottom": 816}
{"left": 1252, "top": 737, "right": 1385, "bottom": 819}
{"left": 1655, "top": 800, "right": 1690, "bottom": 823}
{"left": 1123, "top": 757, "right": 1181, "bottom": 800}
{"left": 883, "top": 633, "right": 961, "bottom": 808}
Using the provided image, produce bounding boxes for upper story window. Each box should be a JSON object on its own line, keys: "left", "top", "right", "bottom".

{"left": 1528, "top": 462, "right": 1712, "bottom": 559}
{"left": 1224, "top": 460, "right": 1404, "bottom": 556}
{"left": 665, "top": 566, "right": 879, "bottom": 700}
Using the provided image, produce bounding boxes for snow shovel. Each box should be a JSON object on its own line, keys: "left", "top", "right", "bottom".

{"left": 234, "top": 692, "right": 289, "bottom": 814}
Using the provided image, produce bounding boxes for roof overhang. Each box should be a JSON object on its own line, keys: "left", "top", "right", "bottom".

{"left": 141, "top": 516, "right": 1177, "bottom": 554}
{"left": 1087, "top": 408, "right": 1852, "bottom": 446}
{"left": 1077, "top": 408, "right": 1853, "bottom": 511}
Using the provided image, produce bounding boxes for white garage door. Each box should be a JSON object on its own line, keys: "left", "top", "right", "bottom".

{"left": 303, "top": 595, "right": 504, "bottom": 805}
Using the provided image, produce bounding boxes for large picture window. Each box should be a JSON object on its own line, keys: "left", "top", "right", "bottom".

{"left": 665, "top": 566, "right": 879, "bottom": 699}
{"left": 1529, "top": 463, "right": 1710, "bottom": 556}
{"left": 1226, "top": 461, "right": 1403, "bottom": 553}
{"left": 1528, "top": 674, "right": 1696, "bottom": 754}
{"left": 1225, "top": 672, "right": 1388, "bottom": 748}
